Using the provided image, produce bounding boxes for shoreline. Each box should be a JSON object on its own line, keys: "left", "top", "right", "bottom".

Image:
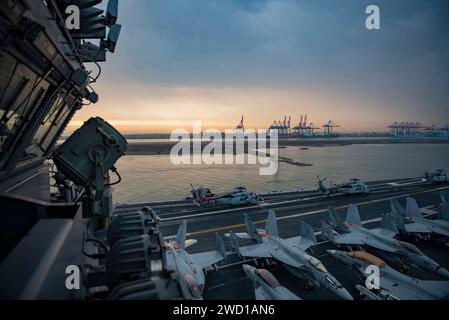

{"left": 124, "top": 138, "right": 449, "bottom": 155}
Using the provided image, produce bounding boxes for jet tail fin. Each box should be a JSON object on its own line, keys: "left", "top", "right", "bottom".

{"left": 390, "top": 199, "right": 406, "bottom": 217}
{"left": 328, "top": 207, "right": 343, "bottom": 226}
{"left": 265, "top": 210, "right": 279, "bottom": 237}
{"left": 297, "top": 221, "right": 317, "bottom": 250}
{"left": 215, "top": 233, "right": 226, "bottom": 261}
{"left": 405, "top": 197, "right": 423, "bottom": 219}
{"left": 381, "top": 214, "right": 400, "bottom": 234}
{"left": 300, "top": 221, "right": 317, "bottom": 244}
{"left": 229, "top": 231, "right": 241, "bottom": 257}
{"left": 175, "top": 220, "right": 187, "bottom": 249}
{"left": 328, "top": 207, "right": 350, "bottom": 233}
{"left": 346, "top": 205, "right": 362, "bottom": 227}
{"left": 321, "top": 221, "right": 336, "bottom": 244}
{"left": 244, "top": 213, "right": 260, "bottom": 240}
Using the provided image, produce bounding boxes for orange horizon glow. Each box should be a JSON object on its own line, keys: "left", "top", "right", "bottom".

{"left": 69, "top": 83, "right": 406, "bottom": 135}
{"left": 67, "top": 120, "right": 389, "bottom": 134}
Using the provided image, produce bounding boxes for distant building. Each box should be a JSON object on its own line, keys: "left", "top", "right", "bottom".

{"left": 269, "top": 116, "right": 291, "bottom": 137}
{"left": 388, "top": 122, "right": 422, "bottom": 136}
{"left": 268, "top": 115, "right": 341, "bottom": 137}
{"left": 388, "top": 122, "right": 449, "bottom": 137}
{"left": 292, "top": 114, "right": 320, "bottom": 136}
{"left": 322, "top": 121, "right": 340, "bottom": 136}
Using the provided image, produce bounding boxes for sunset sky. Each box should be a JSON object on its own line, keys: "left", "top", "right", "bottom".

{"left": 71, "top": 0, "right": 449, "bottom": 134}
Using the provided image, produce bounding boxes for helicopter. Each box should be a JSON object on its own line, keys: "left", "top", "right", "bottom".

{"left": 317, "top": 176, "right": 370, "bottom": 195}
{"left": 423, "top": 169, "right": 448, "bottom": 185}
{"left": 190, "top": 185, "right": 263, "bottom": 208}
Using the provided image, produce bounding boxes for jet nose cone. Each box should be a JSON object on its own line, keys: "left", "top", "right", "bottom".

{"left": 336, "top": 287, "right": 354, "bottom": 301}
{"left": 242, "top": 264, "right": 254, "bottom": 273}
{"left": 437, "top": 267, "right": 449, "bottom": 280}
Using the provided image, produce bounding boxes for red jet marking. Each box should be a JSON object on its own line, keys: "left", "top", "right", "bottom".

{"left": 259, "top": 231, "right": 273, "bottom": 237}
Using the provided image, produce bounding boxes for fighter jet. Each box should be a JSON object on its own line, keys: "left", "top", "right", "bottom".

{"left": 242, "top": 264, "right": 302, "bottom": 300}
{"left": 165, "top": 220, "right": 226, "bottom": 299}
{"left": 328, "top": 250, "right": 449, "bottom": 300}
{"left": 399, "top": 197, "right": 449, "bottom": 238}
{"left": 190, "top": 185, "right": 263, "bottom": 207}
{"left": 228, "top": 210, "right": 353, "bottom": 300}
{"left": 389, "top": 199, "right": 433, "bottom": 240}
{"left": 321, "top": 205, "right": 449, "bottom": 279}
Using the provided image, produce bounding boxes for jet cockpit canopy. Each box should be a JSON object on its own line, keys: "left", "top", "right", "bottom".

{"left": 304, "top": 254, "right": 328, "bottom": 272}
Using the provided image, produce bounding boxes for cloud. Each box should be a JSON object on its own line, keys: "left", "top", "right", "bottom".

{"left": 74, "top": 0, "right": 449, "bottom": 132}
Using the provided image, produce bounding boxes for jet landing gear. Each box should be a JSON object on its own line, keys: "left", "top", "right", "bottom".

{"left": 304, "top": 280, "right": 316, "bottom": 291}
{"left": 398, "top": 262, "right": 410, "bottom": 274}
{"left": 254, "top": 258, "right": 277, "bottom": 269}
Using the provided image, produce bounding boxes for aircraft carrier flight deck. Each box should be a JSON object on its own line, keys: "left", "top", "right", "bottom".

{"left": 114, "top": 177, "right": 449, "bottom": 300}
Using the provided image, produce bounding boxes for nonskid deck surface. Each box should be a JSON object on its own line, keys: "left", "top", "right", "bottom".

{"left": 113, "top": 178, "right": 449, "bottom": 300}
{"left": 114, "top": 177, "right": 424, "bottom": 215}
{"left": 156, "top": 182, "right": 447, "bottom": 238}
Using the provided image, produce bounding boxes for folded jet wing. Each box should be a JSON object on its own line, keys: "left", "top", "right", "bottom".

{"left": 236, "top": 242, "right": 272, "bottom": 258}
{"left": 321, "top": 223, "right": 365, "bottom": 246}
{"left": 284, "top": 221, "right": 318, "bottom": 251}
{"left": 389, "top": 199, "right": 431, "bottom": 235}
{"left": 191, "top": 231, "right": 227, "bottom": 269}
{"left": 369, "top": 227, "right": 397, "bottom": 240}
{"left": 191, "top": 248, "right": 226, "bottom": 269}
{"left": 230, "top": 232, "right": 304, "bottom": 268}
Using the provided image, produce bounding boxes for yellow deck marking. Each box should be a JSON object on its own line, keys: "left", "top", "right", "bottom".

{"left": 186, "top": 186, "right": 448, "bottom": 237}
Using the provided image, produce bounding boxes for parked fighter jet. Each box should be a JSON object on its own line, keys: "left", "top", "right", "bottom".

{"left": 228, "top": 210, "right": 353, "bottom": 300}
{"left": 321, "top": 205, "right": 449, "bottom": 279}
{"left": 165, "top": 221, "right": 226, "bottom": 299}
{"left": 389, "top": 199, "right": 433, "bottom": 240}
{"left": 328, "top": 250, "right": 449, "bottom": 300}
{"left": 190, "top": 185, "right": 263, "bottom": 207}
{"left": 242, "top": 264, "right": 302, "bottom": 300}
{"left": 399, "top": 197, "right": 449, "bottom": 238}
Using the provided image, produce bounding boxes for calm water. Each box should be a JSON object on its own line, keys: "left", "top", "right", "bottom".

{"left": 112, "top": 144, "right": 449, "bottom": 204}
